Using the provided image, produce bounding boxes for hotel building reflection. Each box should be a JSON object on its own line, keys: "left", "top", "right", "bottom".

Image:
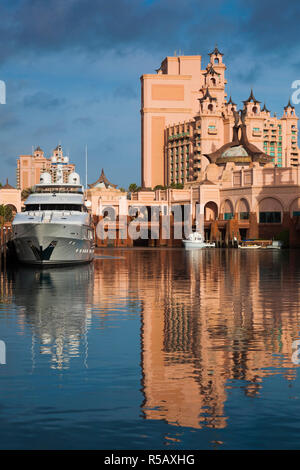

{"left": 2, "top": 248, "right": 300, "bottom": 428}
{"left": 140, "top": 249, "right": 300, "bottom": 429}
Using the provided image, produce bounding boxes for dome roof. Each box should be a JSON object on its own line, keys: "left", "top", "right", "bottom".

{"left": 221, "top": 145, "right": 249, "bottom": 158}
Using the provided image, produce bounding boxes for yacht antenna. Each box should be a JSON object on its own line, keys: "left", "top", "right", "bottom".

{"left": 85, "top": 144, "right": 88, "bottom": 190}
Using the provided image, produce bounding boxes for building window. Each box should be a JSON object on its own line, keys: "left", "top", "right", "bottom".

{"left": 224, "top": 213, "right": 234, "bottom": 220}
{"left": 259, "top": 212, "right": 281, "bottom": 223}
{"left": 293, "top": 211, "right": 300, "bottom": 216}
{"left": 239, "top": 212, "right": 249, "bottom": 220}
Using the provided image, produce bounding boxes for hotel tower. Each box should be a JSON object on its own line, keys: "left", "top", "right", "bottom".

{"left": 140, "top": 47, "right": 299, "bottom": 188}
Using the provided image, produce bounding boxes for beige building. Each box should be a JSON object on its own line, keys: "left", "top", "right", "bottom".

{"left": 86, "top": 168, "right": 128, "bottom": 218}
{"left": 17, "top": 145, "right": 75, "bottom": 190}
{"left": 140, "top": 48, "right": 299, "bottom": 188}
{"left": 0, "top": 179, "right": 21, "bottom": 214}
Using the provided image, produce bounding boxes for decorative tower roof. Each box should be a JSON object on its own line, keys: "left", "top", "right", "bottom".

{"left": 204, "top": 64, "right": 220, "bottom": 76}
{"left": 2, "top": 178, "right": 14, "bottom": 189}
{"left": 88, "top": 169, "right": 118, "bottom": 189}
{"left": 284, "top": 98, "right": 295, "bottom": 110}
{"left": 243, "top": 89, "right": 261, "bottom": 104}
{"left": 208, "top": 46, "right": 224, "bottom": 57}
{"left": 261, "top": 102, "right": 270, "bottom": 113}
{"left": 227, "top": 96, "right": 236, "bottom": 106}
{"left": 198, "top": 88, "right": 217, "bottom": 103}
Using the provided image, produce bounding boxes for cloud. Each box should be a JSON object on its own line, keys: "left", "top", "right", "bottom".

{"left": 0, "top": 0, "right": 298, "bottom": 67}
{"left": 23, "top": 91, "right": 66, "bottom": 109}
{"left": 241, "top": 0, "right": 300, "bottom": 56}
{"left": 4, "top": 157, "right": 17, "bottom": 168}
{"left": 113, "top": 85, "right": 138, "bottom": 100}
{"left": 33, "top": 121, "right": 67, "bottom": 137}
{"left": 235, "top": 64, "right": 262, "bottom": 86}
{"left": 0, "top": 0, "right": 246, "bottom": 62}
{"left": 0, "top": 110, "right": 20, "bottom": 129}
{"left": 73, "top": 117, "right": 94, "bottom": 126}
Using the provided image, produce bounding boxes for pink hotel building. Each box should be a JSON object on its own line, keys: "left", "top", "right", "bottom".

{"left": 140, "top": 47, "right": 299, "bottom": 188}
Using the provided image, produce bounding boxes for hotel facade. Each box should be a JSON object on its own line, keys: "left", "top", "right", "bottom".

{"left": 141, "top": 48, "right": 299, "bottom": 188}
{"left": 17, "top": 145, "right": 75, "bottom": 190}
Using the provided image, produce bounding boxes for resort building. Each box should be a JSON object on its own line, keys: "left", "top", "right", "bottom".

{"left": 0, "top": 179, "right": 21, "bottom": 214}
{"left": 140, "top": 48, "right": 299, "bottom": 188}
{"left": 90, "top": 114, "right": 300, "bottom": 248}
{"left": 16, "top": 145, "right": 75, "bottom": 190}
{"left": 86, "top": 168, "right": 128, "bottom": 219}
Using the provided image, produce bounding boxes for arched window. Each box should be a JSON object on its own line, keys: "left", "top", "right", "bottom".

{"left": 214, "top": 58, "right": 219, "bottom": 64}
{"left": 237, "top": 198, "right": 250, "bottom": 219}
{"left": 208, "top": 103, "right": 213, "bottom": 112}
{"left": 259, "top": 198, "right": 282, "bottom": 223}
{"left": 223, "top": 200, "right": 234, "bottom": 220}
{"left": 204, "top": 201, "right": 218, "bottom": 221}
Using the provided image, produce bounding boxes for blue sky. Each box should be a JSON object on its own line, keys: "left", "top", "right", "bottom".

{"left": 0, "top": 0, "right": 299, "bottom": 188}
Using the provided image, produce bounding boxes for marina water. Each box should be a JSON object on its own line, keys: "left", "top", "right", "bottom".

{"left": 0, "top": 248, "right": 300, "bottom": 449}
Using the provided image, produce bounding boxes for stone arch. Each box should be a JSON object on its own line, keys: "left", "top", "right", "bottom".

{"left": 204, "top": 201, "right": 218, "bottom": 221}
{"left": 236, "top": 198, "right": 250, "bottom": 219}
{"left": 289, "top": 197, "right": 300, "bottom": 217}
{"left": 221, "top": 198, "right": 234, "bottom": 220}
{"left": 257, "top": 197, "right": 283, "bottom": 223}
{"left": 208, "top": 103, "right": 213, "bottom": 112}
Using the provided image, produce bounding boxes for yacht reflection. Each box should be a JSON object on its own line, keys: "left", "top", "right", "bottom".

{"left": 141, "top": 249, "right": 300, "bottom": 430}
{"left": 13, "top": 264, "right": 94, "bottom": 370}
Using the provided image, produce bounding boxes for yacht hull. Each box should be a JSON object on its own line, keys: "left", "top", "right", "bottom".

{"left": 12, "top": 223, "right": 94, "bottom": 266}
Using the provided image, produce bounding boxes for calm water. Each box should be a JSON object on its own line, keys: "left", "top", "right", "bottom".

{"left": 0, "top": 248, "right": 300, "bottom": 449}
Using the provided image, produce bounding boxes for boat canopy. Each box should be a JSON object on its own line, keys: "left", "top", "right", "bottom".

{"left": 25, "top": 193, "right": 84, "bottom": 206}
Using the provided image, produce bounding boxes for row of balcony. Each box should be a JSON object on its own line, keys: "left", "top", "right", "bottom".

{"left": 168, "top": 132, "right": 190, "bottom": 140}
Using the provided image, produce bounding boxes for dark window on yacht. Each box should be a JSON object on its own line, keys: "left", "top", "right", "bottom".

{"left": 26, "top": 204, "right": 84, "bottom": 211}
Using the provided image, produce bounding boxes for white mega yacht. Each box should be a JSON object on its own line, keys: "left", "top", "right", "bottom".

{"left": 12, "top": 156, "right": 94, "bottom": 266}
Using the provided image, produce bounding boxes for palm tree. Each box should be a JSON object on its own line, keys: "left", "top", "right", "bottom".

{"left": 128, "top": 183, "right": 138, "bottom": 193}
{"left": 21, "top": 186, "right": 34, "bottom": 201}
{"left": 0, "top": 205, "right": 13, "bottom": 225}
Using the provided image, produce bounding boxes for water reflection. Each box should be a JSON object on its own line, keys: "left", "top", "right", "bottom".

{"left": 1, "top": 248, "right": 300, "bottom": 435}
{"left": 140, "top": 249, "right": 300, "bottom": 430}
{"left": 12, "top": 265, "right": 94, "bottom": 370}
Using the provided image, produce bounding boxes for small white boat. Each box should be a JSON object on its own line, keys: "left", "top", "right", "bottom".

{"left": 238, "top": 245, "right": 260, "bottom": 249}
{"left": 266, "top": 240, "right": 282, "bottom": 250}
{"left": 238, "top": 243, "right": 260, "bottom": 249}
{"left": 182, "top": 232, "right": 211, "bottom": 249}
